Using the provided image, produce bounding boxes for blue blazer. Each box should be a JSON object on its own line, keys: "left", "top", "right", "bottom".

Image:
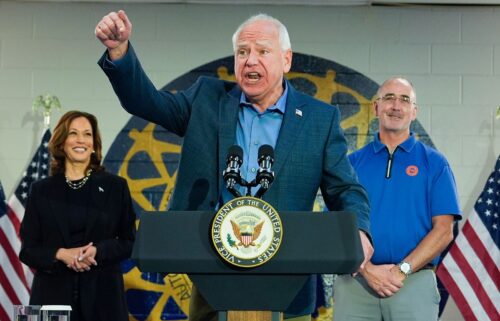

{"left": 99, "top": 44, "right": 370, "bottom": 315}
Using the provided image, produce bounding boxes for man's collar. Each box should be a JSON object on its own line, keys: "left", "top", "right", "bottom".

{"left": 239, "top": 81, "right": 288, "bottom": 114}
{"left": 373, "top": 132, "right": 417, "bottom": 153}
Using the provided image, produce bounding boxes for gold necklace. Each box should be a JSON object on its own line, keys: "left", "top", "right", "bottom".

{"left": 65, "top": 169, "right": 92, "bottom": 190}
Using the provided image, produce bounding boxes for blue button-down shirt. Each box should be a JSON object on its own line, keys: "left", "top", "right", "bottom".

{"left": 221, "top": 83, "right": 288, "bottom": 203}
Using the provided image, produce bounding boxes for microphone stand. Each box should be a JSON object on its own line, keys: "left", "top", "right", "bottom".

{"left": 222, "top": 145, "right": 274, "bottom": 199}
{"left": 243, "top": 179, "right": 257, "bottom": 197}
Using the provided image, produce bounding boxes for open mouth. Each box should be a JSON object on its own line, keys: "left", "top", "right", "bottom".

{"left": 246, "top": 71, "right": 261, "bottom": 81}
{"left": 72, "top": 147, "right": 88, "bottom": 153}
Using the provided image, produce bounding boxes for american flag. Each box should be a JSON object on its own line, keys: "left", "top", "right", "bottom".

{"left": 437, "top": 155, "right": 500, "bottom": 321}
{"left": 0, "top": 129, "right": 51, "bottom": 321}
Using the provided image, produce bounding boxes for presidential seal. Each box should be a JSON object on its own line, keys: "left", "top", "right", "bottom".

{"left": 211, "top": 197, "right": 283, "bottom": 268}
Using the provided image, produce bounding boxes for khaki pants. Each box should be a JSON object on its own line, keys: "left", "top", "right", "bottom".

{"left": 334, "top": 270, "right": 439, "bottom": 321}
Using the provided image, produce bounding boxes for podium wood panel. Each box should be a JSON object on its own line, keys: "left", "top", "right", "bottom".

{"left": 227, "top": 311, "right": 282, "bottom": 321}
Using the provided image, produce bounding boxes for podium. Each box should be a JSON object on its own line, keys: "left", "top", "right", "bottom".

{"left": 132, "top": 210, "right": 363, "bottom": 321}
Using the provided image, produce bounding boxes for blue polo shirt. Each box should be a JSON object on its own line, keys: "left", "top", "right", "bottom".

{"left": 349, "top": 133, "right": 461, "bottom": 266}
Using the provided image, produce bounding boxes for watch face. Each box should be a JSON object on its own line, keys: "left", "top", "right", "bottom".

{"left": 400, "top": 262, "right": 411, "bottom": 274}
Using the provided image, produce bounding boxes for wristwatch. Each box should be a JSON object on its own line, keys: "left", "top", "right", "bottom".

{"left": 398, "top": 261, "right": 413, "bottom": 278}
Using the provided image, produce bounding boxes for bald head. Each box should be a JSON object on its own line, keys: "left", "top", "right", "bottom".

{"left": 377, "top": 77, "right": 417, "bottom": 104}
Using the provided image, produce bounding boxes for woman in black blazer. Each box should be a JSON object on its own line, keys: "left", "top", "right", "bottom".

{"left": 20, "top": 110, "right": 136, "bottom": 321}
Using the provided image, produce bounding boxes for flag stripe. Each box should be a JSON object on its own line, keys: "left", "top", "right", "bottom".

{"left": 5, "top": 207, "right": 21, "bottom": 238}
{"left": 437, "top": 261, "right": 479, "bottom": 321}
{"left": 0, "top": 286, "right": 12, "bottom": 321}
{"left": 1, "top": 129, "right": 51, "bottom": 321}
{"left": 0, "top": 228, "right": 29, "bottom": 291}
{"left": 462, "top": 222, "right": 498, "bottom": 284}
{"left": 0, "top": 264, "right": 21, "bottom": 305}
{"left": 462, "top": 220, "right": 500, "bottom": 294}
{"left": 8, "top": 196, "right": 34, "bottom": 286}
{"left": 437, "top": 155, "right": 500, "bottom": 321}
{"left": 449, "top": 239, "right": 497, "bottom": 319}
{"left": 7, "top": 197, "right": 25, "bottom": 229}
{"left": 0, "top": 243, "right": 29, "bottom": 302}
{"left": 0, "top": 213, "right": 21, "bottom": 257}
{"left": 467, "top": 212, "right": 500, "bottom": 275}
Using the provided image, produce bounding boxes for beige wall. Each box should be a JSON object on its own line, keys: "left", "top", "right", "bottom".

{"left": 2, "top": 2, "right": 500, "bottom": 319}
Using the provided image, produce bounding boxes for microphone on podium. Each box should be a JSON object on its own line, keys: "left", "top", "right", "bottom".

{"left": 223, "top": 145, "right": 243, "bottom": 197}
{"left": 254, "top": 144, "right": 274, "bottom": 199}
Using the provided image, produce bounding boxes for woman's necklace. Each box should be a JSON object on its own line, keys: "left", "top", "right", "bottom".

{"left": 65, "top": 169, "right": 92, "bottom": 190}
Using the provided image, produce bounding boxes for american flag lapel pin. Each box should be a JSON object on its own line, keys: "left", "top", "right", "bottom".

{"left": 295, "top": 109, "right": 302, "bottom": 117}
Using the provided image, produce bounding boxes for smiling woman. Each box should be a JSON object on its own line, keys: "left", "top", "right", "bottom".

{"left": 19, "top": 110, "right": 136, "bottom": 321}
{"left": 63, "top": 117, "right": 94, "bottom": 170}
{"left": 49, "top": 111, "right": 104, "bottom": 179}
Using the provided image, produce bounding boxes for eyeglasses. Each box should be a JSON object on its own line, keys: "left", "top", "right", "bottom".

{"left": 376, "top": 94, "right": 415, "bottom": 106}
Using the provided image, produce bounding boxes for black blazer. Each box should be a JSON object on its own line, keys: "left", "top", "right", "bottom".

{"left": 19, "top": 171, "right": 136, "bottom": 321}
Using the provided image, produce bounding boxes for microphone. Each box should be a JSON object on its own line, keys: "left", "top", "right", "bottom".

{"left": 255, "top": 144, "right": 274, "bottom": 199}
{"left": 223, "top": 145, "right": 243, "bottom": 197}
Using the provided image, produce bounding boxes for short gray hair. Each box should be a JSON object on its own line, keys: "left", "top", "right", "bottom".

{"left": 232, "top": 13, "right": 291, "bottom": 52}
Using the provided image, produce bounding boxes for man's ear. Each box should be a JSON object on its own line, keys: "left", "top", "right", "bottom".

{"left": 411, "top": 105, "right": 418, "bottom": 121}
{"left": 373, "top": 101, "right": 379, "bottom": 117}
{"left": 283, "top": 49, "right": 292, "bottom": 73}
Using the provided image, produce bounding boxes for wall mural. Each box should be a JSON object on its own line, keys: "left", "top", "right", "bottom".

{"left": 103, "top": 53, "right": 433, "bottom": 321}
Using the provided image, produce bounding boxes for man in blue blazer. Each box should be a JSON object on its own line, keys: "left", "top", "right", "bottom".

{"left": 96, "top": 10, "right": 372, "bottom": 321}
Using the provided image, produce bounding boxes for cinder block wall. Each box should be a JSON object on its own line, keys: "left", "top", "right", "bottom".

{"left": 2, "top": 2, "right": 500, "bottom": 320}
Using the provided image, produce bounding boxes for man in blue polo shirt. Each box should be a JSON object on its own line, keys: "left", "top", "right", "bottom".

{"left": 333, "top": 77, "right": 461, "bottom": 321}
